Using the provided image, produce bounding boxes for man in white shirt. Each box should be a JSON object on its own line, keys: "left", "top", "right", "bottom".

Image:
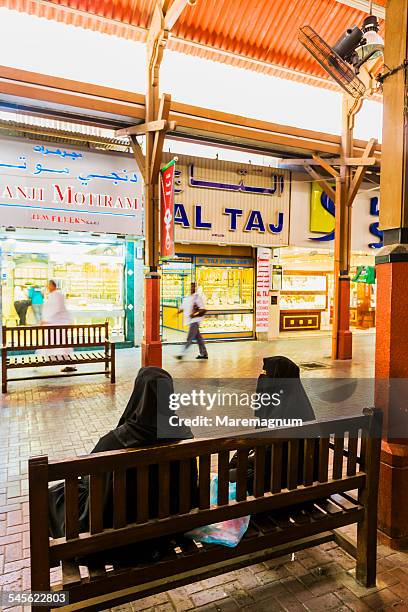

{"left": 176, "top": 283, "right": 208, "bottom": 360}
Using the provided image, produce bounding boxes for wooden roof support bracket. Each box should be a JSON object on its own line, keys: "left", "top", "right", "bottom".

{"left": 129, "top": 136, "right": 146, "bottom": 183}
{"left": 347, "top": 138, "right": 377, "bottom": 207}
{"left": 312, "top": 154, "right": 340, "bottom": 179}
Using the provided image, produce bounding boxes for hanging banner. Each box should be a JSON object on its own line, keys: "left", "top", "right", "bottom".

{"left": 160, "top": 159, "right": 176, "bottom": 259}
{"left": 256, "top": 247, "right": 271, "bottom": 332}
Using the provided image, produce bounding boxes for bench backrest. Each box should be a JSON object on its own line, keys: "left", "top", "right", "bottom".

{"left": 29, "top": 409, "right": 382, "bottom": 590}
{"left": 2, "top": 322, "right": 109, "bottom": 350}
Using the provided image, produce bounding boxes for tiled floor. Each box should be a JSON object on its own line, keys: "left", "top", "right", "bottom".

{"left": 2, "top": 333, "right": 404, "bottom": 612}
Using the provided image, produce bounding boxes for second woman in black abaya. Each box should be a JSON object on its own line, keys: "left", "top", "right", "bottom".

{"left": 48, "top": 367, "right": 198, "bottom": 563}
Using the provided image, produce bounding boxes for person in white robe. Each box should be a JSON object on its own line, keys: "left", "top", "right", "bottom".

{"left": 39, "top": 280, "right": 77, "bottom": 372}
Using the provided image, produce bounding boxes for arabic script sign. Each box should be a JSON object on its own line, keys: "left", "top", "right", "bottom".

{"left": 160, "top": 159, "right": 175, "bottom": 258}
{"left": 256, "top": 247, "right": 271, "bottom": 333}
{"left": 161, "top": 153, "right": 290, "bottom": 247}
{"left": 0, "top": 136, "right": 143, "bottom": 235}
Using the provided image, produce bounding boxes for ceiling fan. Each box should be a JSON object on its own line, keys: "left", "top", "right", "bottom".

{"left": 298, "top": 11, "right": 384, "bottom": 100}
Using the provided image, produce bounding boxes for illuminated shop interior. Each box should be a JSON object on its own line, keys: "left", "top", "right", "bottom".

{"left": 277, "top": 247, "right": 376, "bottom": 332}
{"left": 161, "top": 255, "right": 255, "bottom": 342}
{"left": 0, "top": 229, "right": 140, "bottom": 342}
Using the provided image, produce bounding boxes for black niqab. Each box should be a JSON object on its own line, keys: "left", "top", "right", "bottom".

{"left": 256, "top": 356, "right": 315, "bottom": 422}
{"left": 115, "top": 366, "right": 193, "bottom": 446}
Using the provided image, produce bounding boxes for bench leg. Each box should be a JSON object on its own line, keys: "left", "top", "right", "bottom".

{"left": 110, "top": 342, "right": 116, "bottom": 384}
{"left": 356, "top": 517, "right": 377, "bottom": 587}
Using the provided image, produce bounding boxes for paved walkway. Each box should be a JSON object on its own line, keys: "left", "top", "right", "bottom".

{"left": 2, "top": 333, "right": 406, "bottom": 612}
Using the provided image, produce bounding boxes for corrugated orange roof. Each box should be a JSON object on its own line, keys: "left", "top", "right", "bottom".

{"left": 2, "top": 0, "right": 386, "bottom": 89}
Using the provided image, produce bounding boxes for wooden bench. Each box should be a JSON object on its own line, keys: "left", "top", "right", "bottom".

{"left": 2, "top": 322, "right": 115, "bottom": 393}
{"left": 29, "top": 409, "right": 382, "bottom": 612}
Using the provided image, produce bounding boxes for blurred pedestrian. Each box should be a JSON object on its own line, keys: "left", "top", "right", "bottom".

{"left": 28, "top": 284, "right": 44, "bottom": 324}
{"left": 13, "top": 285, "right": 30, "bottom": 326}
{"left": 176, "top": 282, "right": 208, "bottom": 360}
{"left": 40, "top": 280, "right": 76, "bottom": 372}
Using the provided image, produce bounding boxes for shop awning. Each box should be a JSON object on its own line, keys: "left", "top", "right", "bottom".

{"left": 1, "top": 0, "right": 386, "bottom": 91}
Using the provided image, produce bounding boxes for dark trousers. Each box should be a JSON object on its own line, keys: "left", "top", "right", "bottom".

{"left": 183, "top": 322, "right": 208, "bottom": 357}
{"left": 14, "top": 300, "right": 30, "bottom": 325}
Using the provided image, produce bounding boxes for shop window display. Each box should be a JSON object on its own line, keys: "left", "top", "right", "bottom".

{"left": 2, "top": 239, "right": 126, "bottom": 341}
{"left": 160, "top": 256, "right": 255, "bottom": 341}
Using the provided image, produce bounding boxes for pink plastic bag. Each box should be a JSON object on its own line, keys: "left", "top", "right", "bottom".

{"left": 184, "top": 474, "right": 250, "bottom": 548}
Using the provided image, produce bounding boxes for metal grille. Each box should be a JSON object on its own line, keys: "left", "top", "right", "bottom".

{"left": 298, "top": 26, "right": 366, "bottom": 99}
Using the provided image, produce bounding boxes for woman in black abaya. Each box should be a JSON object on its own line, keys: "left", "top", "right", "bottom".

{"left": 229, "top": 356, "right": 316, "bottom": 493}
{"left": 48, "top": 367, "right": 197, "bottom": 562}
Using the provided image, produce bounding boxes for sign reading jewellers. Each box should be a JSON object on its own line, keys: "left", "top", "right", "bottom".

{"left": 0, "top": 136, "right": 143, "bottom": 235}
{"left": 163, "top": 154, "right": 290, "bottom": 247}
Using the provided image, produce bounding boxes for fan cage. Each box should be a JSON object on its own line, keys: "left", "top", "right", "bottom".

{"left": 299, "top": 25, "right": 365, "bottom": 99}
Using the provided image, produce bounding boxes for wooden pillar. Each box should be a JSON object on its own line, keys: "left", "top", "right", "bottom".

{"left": 376, "top": 0, "right": 408, "bottom": 548}
{"left": 332, "top": 97, "right": 354, "bottom": 360}
{"left": 141, "top": 14, "right": 168, "bottom": 367}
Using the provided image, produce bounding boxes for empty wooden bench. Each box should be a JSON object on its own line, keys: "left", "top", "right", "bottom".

{"left": 2, "top": 322, "right": 115, "bottom": 393}
{"left": 29, "top": 409, "right": 382, "bottom": 612}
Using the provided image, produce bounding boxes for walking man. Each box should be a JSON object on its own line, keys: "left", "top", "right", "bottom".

{"left": 176, "top": 282, "right": 208, "bottom": 360}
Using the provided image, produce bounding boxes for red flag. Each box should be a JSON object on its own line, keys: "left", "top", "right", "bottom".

{"left": 160, "top": 159, "right": 176, "bottom": 258}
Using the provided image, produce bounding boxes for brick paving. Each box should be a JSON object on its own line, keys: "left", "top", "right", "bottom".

{"left": 2, "top": 334, "right": 405, "bottom": 612}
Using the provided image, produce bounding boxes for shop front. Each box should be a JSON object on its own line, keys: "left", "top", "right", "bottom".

{"left": 0, "top": 136, "right": 144, "bottom": 345}
{"left": 160, "top": 154, "right": 290, "bottom": 342}
{"left": 279, "top": 177, "right": 380, "bottom": 334}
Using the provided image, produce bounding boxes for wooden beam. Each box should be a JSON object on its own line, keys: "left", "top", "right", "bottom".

{"left": 150, "top": 94, "right": 172, "bottom": 183}
{"left": 116, "top": 119, "right": 167, "bottom": 137}
{"left": 280, "top": 157, "right": 378, "bottom": 167}
{"left": 129, "top": 136, "right": 146, "bottom": 183}
{"left": 164, "top": 0, "right": 190, "bottom": 30}
{"left": 312, "top": 154, "right": 340, "bottom": 179}
{"left": 347, "top": 139, "right": 377, "bottom": 206}
{"left": 304, "top": 166, "right": 336, "bottom": 202}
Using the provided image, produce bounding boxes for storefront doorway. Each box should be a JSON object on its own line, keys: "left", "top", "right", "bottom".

{"left": 160, "top": 253, "right": 255, "bottom": 343}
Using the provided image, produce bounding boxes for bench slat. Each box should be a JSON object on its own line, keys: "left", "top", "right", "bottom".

{"left": 303, "top": 438, "right": 316, "bottom": 486}
{"left": 287, "top": 440, "right": 299, "bottom": 490}
{"left": 236, "top": 449, "right": 248, "bottom": 502}
{"left": 254, "top": 446, "right": 266, "bottom": 498}
{"left": 62, "top": 560, "right": 82, "bottom": 587}
{"left": 158, "top": 462, "right": 170, "bottom": 519}
{"left": 199, "top": 455, "right": 211, "bottom": 509}
{"left": 347, "top": 430, "right": 359, "bottom": 476}
{"left": 65, "top": 477, "right": 79, "bottom": 539}
{"left": 179, "top": 459, "right": 191, "bottom": 514}
{"left": 333, "top": 435, "right": 345, "bottom": 479}
{"left": 113, "top": 469, "right": 127, "bottom": 529}
{"left": 89, "top": 474, "right": 105, "bottom": 534}
{"left": 217, "top": 451, "right": 229, "bottom": 506}
{"left": 318, "top": 437, "right": 330, "bottom": 482}
{"left": 137, "top": 465, "right": 149, "bottom": 523}
{"left": 271, "top": 443, "right": 283, "bottom": 494}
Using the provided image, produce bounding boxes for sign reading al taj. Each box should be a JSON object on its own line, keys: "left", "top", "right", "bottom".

{"left": 162, "top": 153, "right": 290, "bottom": 247}
{"left": 0, "top": 136, "right": 143, "bottom": 235}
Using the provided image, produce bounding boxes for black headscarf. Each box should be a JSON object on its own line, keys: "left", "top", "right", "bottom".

{"left": 114, "top": 366, "right": 193, "bottom": 446}
{"left": 256, "top": 356, "right": 315, "bottom": 423}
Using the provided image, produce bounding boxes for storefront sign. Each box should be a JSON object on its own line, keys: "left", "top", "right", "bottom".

{"left": 256, "top": 247, "right": 271, "bottom": 332}
{"left": 162, "top": 154, "right": 290, "bottom": 247}
{"left": 160, "top": 159, "right": 175, "bottom": 258}
{"left": 195, "top": 256, "right": 253, "bottom": 267}
{"left": 290, "top": 178, "right": 382, "bottom": 253}
{"left": 0, "top": 136, "right": 143, "bottom": 235}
